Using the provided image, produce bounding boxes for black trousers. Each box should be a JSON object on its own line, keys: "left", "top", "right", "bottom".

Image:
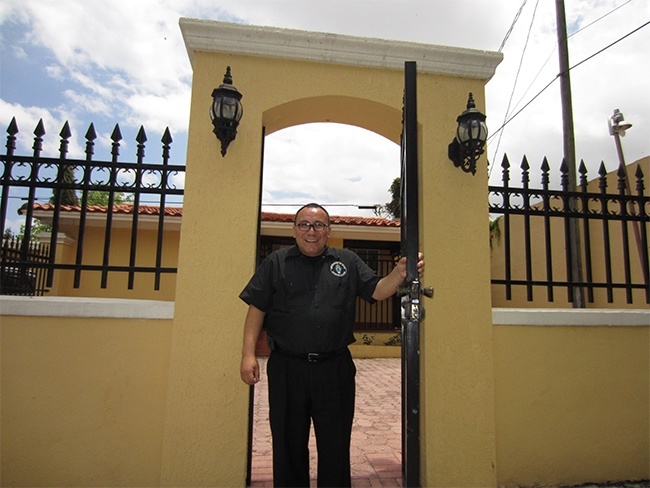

{"left": 266, "top": 349, "right": 356, "bottom": 488}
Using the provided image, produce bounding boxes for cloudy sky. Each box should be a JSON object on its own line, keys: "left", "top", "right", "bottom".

{"left": 1, "top": 0, "right": 648, "bottom": 226}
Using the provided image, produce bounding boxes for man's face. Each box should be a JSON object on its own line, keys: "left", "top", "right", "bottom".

{"left": 293, "top": 207, "right": 331, "bottom": 257}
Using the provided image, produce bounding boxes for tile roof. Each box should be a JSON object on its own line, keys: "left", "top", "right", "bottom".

{"left": 261, "top": 212, "right": 400, "bottom": 227}
{"left": 25, "top": 204, "right": 399, "bottom": 227}
{"left": 25, "top": 203, "right": 183, "bottom": 217}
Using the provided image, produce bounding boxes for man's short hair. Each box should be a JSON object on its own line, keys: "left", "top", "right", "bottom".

{"left": 294, "top": 203, "right": 330, "bottom": 225}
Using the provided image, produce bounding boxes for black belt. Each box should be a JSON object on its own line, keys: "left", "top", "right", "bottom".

{"left": 274, "top": 347, "right": 347, "bottom": 363}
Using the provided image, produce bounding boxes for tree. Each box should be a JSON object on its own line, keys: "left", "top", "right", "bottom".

{"left": 375, "top": 178, "right": 503, "bottom": 251}
{"left": 49, "top": 165, "right": 80, "bottom": 206}
{"left": 85, "top": 191, "right": 133, "bottom": 206}
{"left": 489, "top": 217, "right": 502, "bottom": 249}
{"left": 3, "top": 219, "right": 51, "bottom": 240}
{"left": 374, "top": 177, "right": 401, "bottom": 220}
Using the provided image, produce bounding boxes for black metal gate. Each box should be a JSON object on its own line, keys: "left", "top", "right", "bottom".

{"left": 400, "top": 60, "right": 422, "bottom": 488}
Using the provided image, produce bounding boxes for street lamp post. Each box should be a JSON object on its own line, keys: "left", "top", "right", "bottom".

{"left": 608, "top": 109, "right": 632, "bottom": 166}
{"left": 609, "top": 109, "right": 644, "bottom": 270}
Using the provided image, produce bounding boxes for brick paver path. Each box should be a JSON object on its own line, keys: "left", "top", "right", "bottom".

{"left": 250, "top": 357, "right": 403, "bottom": 487}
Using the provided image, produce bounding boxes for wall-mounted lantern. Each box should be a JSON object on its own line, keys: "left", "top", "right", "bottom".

{"left": 210, "top": 66, "right": 243, "bottom": 157}
{"left": 447, "top": 92, "right": 488, "bottom": 175}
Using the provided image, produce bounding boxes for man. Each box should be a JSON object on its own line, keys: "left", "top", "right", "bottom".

{"left": 240, "top": 203, "right": 424, "bottom": 487}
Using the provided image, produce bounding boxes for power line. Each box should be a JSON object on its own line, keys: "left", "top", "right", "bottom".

{"left": 490, "top": 0, "right": 540, "bottom": 177}
{"left": 567, "top": 0, "right": 633, "bottom": 39}
{"left": 516, "top": 0, "right": 635, "bottom": 107}
{"left": 488, "top": 19, "right": 650, "bottom": 144}
{"left": 489, "top": 0, "right": 641, "bottom": 174}
{"left": 498, "top": 0, "right": 529, "bottom": 52}
{"left": 569, "top": 18, "right": 650, "bottom": 72}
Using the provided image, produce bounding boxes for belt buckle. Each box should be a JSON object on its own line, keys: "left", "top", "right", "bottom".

{"left": 307, "top": 353, "right": 320, "bottom": 363}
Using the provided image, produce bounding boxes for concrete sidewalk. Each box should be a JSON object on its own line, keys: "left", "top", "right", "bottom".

{"left": 250, "top": 357, "right": 403, "bottom": 488}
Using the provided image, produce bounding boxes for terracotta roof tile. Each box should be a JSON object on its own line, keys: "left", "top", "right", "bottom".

{"left": 261, "top": 212, "right": 399, "bottom": 227}
{"left": 26, "top": 204, "right": 399, "bottom": 227}
{"left": 25, "top": 203, "right": 184, "bottom": 217}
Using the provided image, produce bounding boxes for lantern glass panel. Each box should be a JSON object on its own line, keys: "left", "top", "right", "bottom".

{"left": 456, "top": 122, "right": 469, "bottom": 144}
{"left": 221, "top": 97, "right": 241, "bottom": 121}
{"left": 469, "top": 120, "right": 480, "bottom": 140}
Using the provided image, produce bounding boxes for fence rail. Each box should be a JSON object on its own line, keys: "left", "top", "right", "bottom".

{"left": 0, "top": 118, "right": 185, "bottom": 293}
{"left": 489, "top": 155, "right": 649, "bottom": 305}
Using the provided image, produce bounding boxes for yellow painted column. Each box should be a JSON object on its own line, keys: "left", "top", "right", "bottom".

{"left": 160, "top": 51, "right": 264, "bottom": 486}
{"left": 418, "top": 75, "right": 497, "bottom": 486}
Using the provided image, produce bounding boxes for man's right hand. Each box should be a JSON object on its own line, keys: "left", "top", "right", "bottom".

{"left": 240, "top": 355, "right": 260, "bottom": 385}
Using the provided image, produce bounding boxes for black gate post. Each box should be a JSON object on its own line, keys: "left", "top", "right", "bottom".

{"left": 400, "top": 60, "right": 421, "bottom": 488}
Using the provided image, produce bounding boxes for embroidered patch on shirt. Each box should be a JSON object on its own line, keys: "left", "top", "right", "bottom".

{"left": 330, "top": 261, "right": 348, "bottom": 277}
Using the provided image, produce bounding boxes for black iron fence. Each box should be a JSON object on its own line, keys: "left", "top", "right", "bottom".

{"left": 3, "top": 118, "right": 648, "bottom": 308}
{"left": 1, "top": 236, "right": 49, "bottom": 296}
{"left": 0, "top": 118, "right": 185, "bottom": 293}
{"left": 349, "top": 248, "right": 401, "bottom": 331}
{"left": 489, "top": 155, "right": 649, "bottom": 305}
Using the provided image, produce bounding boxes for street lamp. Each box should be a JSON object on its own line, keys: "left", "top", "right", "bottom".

{"left": 448, "top": 92, "right": 488, "bottom": 175}
{"left": 210, "top": 66, "right": 243, "bottom": 157}
{"left": 608, "top": 108, "right": 632, "bottom": 164}
{"left": 608, "top": 108, "right": 643, "bottom": 268}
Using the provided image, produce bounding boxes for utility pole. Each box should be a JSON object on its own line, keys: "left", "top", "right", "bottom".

{"left": 555, "top": 0, "right": 585, "bottom": 307}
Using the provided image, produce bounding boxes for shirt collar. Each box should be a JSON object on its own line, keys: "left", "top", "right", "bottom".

{"left": 288, "top": 245, "right": 339, "bottom": 260}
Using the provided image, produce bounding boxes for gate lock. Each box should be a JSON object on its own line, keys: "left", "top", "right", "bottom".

{"left": 398, "top": 280, "right": 433, "bottom": 325}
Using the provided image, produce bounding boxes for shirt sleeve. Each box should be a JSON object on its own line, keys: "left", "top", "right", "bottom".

{"left": 239, "top": 255, "right": 274, "bottom": 312}
{"left": 351, "top": 252, "right": 381, "bottom": 303}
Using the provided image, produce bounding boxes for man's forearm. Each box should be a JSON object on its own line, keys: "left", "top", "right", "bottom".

{"left": 242, "top": 305, "right": 265, "bottom": 357}
{"left": 372, "top": 267, "right": 405, "bottom": 301}
{"left": 372, "top": 253, "right": 424, "bottom": 301}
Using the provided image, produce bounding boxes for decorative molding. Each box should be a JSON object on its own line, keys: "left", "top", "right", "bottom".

{"left": 180, "top": 18, "right": 503, "bottom": 81}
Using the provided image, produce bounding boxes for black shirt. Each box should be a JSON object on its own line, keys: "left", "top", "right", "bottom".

{"left": 239, "top": 245, "right": 380, "bottom": 353}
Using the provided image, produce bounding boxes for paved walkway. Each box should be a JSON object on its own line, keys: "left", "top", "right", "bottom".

{"left": 250, "top": 357, "right": 403, "bottom": 488}
{"left": 250, "top": 357, "right": 650, "bottom": 488}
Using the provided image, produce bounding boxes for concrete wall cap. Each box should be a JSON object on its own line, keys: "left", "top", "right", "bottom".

{"left": 493, "top": 308, "right": 650, "bottom": 327}
{"left": 0, "top": 296, "right": 174, "bottom": 319}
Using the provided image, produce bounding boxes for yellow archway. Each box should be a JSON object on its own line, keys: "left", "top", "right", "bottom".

{"left": 264, "top": 95, "right": 402, "bottom": 143}
{"left": 162, "top": 18, "right": 502, "bottom": 487}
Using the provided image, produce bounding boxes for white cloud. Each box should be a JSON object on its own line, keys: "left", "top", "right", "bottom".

{"left": 262, "top": 124, "right": 400, "bottom": 216}
{"left": 0, "top": 99, "right": 85, "bottom": 158}
{"left": 485, "top": 0, "right": 649, "bottom": 185}
{"left": 1, "top": 0, "right": 648, "bottom": 220}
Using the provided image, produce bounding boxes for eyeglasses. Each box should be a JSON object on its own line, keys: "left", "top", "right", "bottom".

{"left": 295, "top": 221, "right": 329, "bottom": 232}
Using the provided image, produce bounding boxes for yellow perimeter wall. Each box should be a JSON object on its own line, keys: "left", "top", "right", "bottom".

{"left": 1, "top": 298, "right": 648, "bottom": 487}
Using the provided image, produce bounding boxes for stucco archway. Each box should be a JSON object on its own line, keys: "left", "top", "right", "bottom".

{"left": 263, "top": 95, "right": 402, "bottom": 143}
{"left": 162, "top": 19, "right": 502, "bottom": 487}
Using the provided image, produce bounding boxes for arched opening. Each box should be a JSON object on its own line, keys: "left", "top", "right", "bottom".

{"left": 262, "top": 122, "right": 400, "bottom": 216}
{"left": 249, "top": 100, "right": 404, "bottom": 484}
